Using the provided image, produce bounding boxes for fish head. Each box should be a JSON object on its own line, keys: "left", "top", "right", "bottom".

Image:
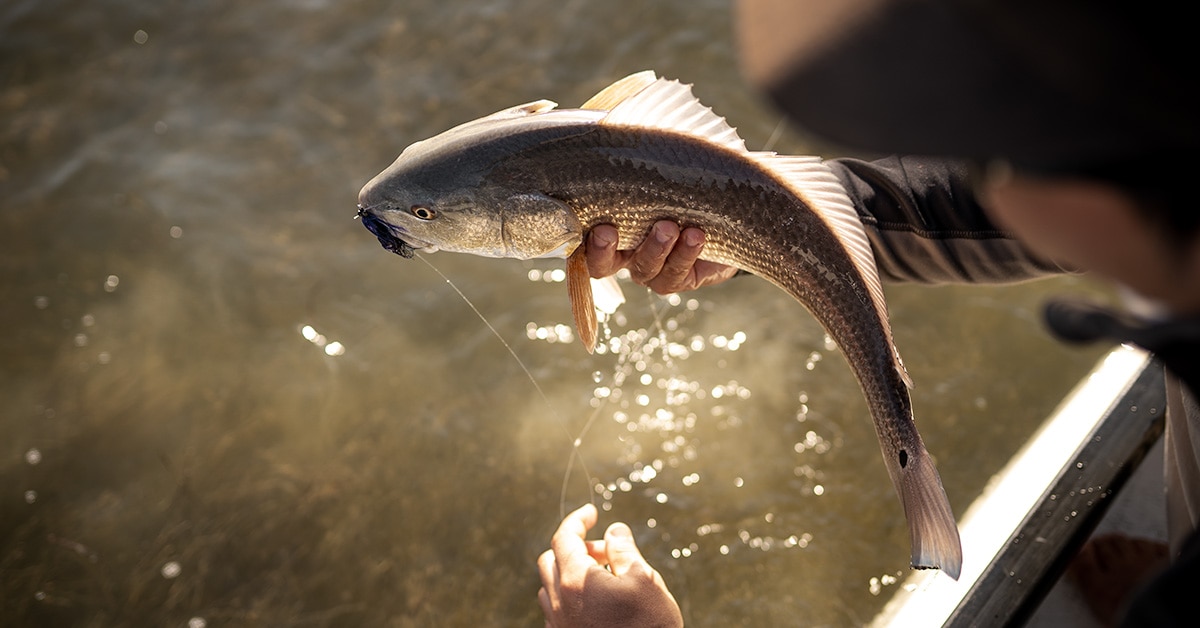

{"left": 357, "top": 167, "right": 582, "bottom": 261}
{"left": 356, "top": 177, "right": 508, "bottom": 259}
{"left": 357, "top": 102, "right": 595, "bottom": 260}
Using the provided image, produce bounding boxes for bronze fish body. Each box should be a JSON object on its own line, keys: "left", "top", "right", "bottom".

{"left": 357, "top": 71, "right": 963, "bottom": 579}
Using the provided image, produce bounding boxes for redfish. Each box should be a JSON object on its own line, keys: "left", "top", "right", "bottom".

{"left": 357, "top": 71, "right": 962, "bottom": 578}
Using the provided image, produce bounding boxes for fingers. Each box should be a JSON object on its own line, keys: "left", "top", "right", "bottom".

{"left": 586, "top": 226, "right": 626, "bottom": 279}
{"left": 537, "top": 582, "right": 554, "bottom": 623}
{"left": 626, "top": 222, "right": 682, "bottom": 289}
{"left": 540, "top": 504, "right": 600, "bottom": 626}
{"left": 588, "top": 221, "right": 735, "bottom": 294}
{"left": 548, "top": 503, "right": 602, "bottom": 588}
{"left": 540, "top": 504, "right": 597, "bottom": 619}
{"left": 645, "top": 227, "right": 707, "bottom": 294}
{"left": 550, "top": 503, "right": 599, "bottom": 561}
{"left": 585, "top": 539, "right": 608, "bottom": 565}
{"left": 537, "top": 508, "right": 684, "bottom": 628}
{"left": 537, "top": 549, "right": 560, "bottom": 616}
{"left": 602, "top": 522, "right": 648, "bottom": 577}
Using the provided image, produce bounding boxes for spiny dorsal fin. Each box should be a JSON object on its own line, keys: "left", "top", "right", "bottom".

{"left": 482, "top": 99, "right": 558, "bottom": 120}
{"left": 598, "top": 75, "right": 747, "bottom": 153}
{"left": 581, "top": 71, "right": 658, "bottom": 110}
{"left": 400, "top": 99, "right": 559, "bottom": 158}
{"left": 748, "top": 152, "right": 913, "bottom": 388}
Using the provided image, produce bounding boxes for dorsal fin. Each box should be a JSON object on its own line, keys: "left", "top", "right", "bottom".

{"left": 599, "top": 76, "right": 747, "bottom": 153}
{"left": 482, "top": 99, "right": 558, "bottom": 120}
{"left": 749, "top": 152, "right": 913, "bottom": 388}
{"left": 399, "top": 99, "right": 559, "bottom": 158}
{"left": 581, "top": 71, "right": 658, "bottom": 110}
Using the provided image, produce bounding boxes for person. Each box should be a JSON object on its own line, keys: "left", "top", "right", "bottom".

{"left": 536, "top": 1, "right": 1199, "bottom": 626}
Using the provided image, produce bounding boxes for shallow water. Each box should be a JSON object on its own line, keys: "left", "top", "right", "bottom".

{"left": 1, "top": 1, "right": 1113, "bottom": 626}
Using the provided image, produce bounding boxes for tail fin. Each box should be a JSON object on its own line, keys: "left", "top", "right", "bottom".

{"left": 900, "top": 451, "right": 963, "bottom": 580}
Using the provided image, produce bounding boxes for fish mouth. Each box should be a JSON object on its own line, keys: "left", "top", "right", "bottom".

{"left": 357, "top": 206, "right": 420, "bottom": 259}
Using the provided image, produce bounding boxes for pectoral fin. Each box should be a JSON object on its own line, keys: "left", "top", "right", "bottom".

{"left": 567, "top": 243, "right": 597, "bottom": 354}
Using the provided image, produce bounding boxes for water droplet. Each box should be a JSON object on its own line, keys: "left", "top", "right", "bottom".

{"left": 161, "top": 561, "right": 181, "bottom": 579}
{"left": 34, "top": 296, "right": 49, "bottom": 309}
{"left": 324, "top": 341, "right": 345, "bottom": 356}
{"left": 188, "top": 618, "right": 207, "bottom": 628}
{"left": 104, "top": 275, "right": 120, "bottom": 292}
{"left": 592, "top": 370, "right": 604, "bottom": 383}
{"left": 24, "top": 490, "right": 37, "bottom": 504}
{"left": 169, "top": 225, "right": 183, "bottom": 238}
{"left": 24, "top": 449, "right": 41, "bottom": 465}
{"left": 133, "top": 29, "right": 149, "bottom": 44}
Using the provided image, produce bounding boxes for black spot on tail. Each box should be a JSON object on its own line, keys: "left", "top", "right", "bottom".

{"left": 899, "top": 450, "right": 908, "bottom": 468}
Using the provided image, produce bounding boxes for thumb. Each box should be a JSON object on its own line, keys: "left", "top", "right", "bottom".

{"left": 603, "top": 522, "right": 647, "bottom": 577}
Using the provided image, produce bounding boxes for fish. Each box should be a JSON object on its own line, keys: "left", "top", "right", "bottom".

{"left": 356, "top": 71, "right": 963, "bottom": 579}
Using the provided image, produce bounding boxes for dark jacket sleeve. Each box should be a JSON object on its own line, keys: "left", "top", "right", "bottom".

{"left": 827, "top": 155, "right": 1070, "bottom": 284}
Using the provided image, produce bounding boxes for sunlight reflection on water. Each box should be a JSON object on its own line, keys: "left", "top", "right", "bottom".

{"left": 1, "top": 0, "right": 1115, "bottom": 624}
{"left": 520, "top": 268, "right": 841, "bottom": 569}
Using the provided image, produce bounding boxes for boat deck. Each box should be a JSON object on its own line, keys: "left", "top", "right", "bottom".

{"left": 872, "top": 345, "right": 1167, "bottom": 627}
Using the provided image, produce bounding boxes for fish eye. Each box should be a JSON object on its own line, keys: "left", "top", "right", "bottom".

{"left": 410, "top": 205, "right": 436, "bottom": 220}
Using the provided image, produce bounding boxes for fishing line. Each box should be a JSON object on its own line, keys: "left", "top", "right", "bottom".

{"left": 555, "top": 304, "right": 658, "bottom": 518}
{"left": 414, "top": 253, "right": 598, "bottom": 517}
{"left": 762, "top": 117, "right": 787, "bottom": 153}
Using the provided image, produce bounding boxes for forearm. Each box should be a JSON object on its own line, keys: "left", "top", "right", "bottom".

{"left": 829, "top": 156, "right": 1070, "bottom": 284}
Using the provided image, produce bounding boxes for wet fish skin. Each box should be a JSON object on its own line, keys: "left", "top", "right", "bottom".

{"left": 357, "top": 72, "right": 962, "bottom": 579}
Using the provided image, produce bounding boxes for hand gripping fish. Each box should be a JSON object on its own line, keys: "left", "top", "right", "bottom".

{"left": 357, "top": 71, "right": 963, "bottom": 579}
